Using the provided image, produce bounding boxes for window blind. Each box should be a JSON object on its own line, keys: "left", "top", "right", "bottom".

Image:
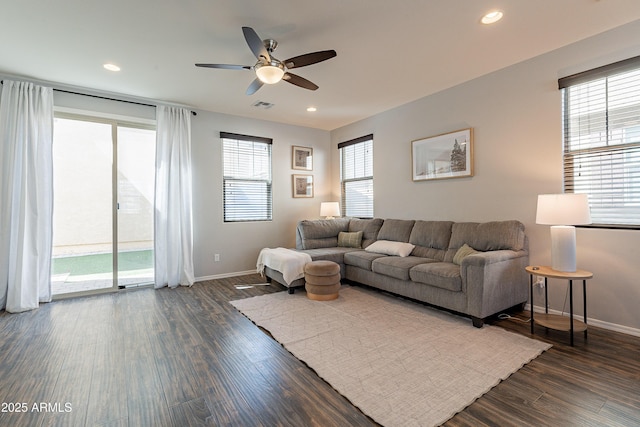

{"left": 559, "top": 56, "right": 640, "bottom": 227}
{"left": 221, "top": 132, "right": 272, "bottom": 222}
{"left": 339, "top": 135, "right": 373, "bottom": 218}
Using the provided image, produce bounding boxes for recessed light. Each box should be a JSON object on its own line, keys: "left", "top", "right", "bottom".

{"left": 481, "top": 10, "right": 503, "bottom": 25}
{"left": 103, "top": 63, "right": 121, "bottom": 72}
{"left": 306, "top": 106, "right": 317, "bottom": 112}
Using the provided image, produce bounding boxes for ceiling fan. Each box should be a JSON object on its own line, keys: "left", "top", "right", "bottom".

{"left": 196, "top": 26, "right": 337, "bottom": 95}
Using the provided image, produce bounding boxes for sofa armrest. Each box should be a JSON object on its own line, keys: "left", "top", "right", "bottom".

{"left": 463, "top": 249, "right": 525, "bottom": 266}
{"left": 461, "top": 249, "right": 529, "bottom": 319}
{"left": 296, "top": 225, "right": 304, "bottom": 249}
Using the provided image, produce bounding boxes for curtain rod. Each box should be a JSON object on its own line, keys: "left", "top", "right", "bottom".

{"left": 1, "top": 80, "right": 197, "bottom": 116}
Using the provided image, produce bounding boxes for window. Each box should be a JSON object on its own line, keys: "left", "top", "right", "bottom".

{"left": 339, "top": 135, "right": 373, "bottom": 218}
{"left": 559, "top": 55, "right": 640, "bottom": 228}
{"left": 221, "top": 132, "right": 272, "bottom": 222}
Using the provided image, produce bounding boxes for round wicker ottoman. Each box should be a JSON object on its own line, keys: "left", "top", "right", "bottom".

{"left": 304, "top": 260, "right": 341, "bottom": 301}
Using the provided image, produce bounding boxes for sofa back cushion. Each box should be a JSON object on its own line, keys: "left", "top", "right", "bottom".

{"left": 377, "top": 219, "right": 415, "bottom": 242}
{"left": 296, "top": 218, "right": 351, "bottom": 249}
{"left": 409, "top": 221, "right": 453, "bottom": 261}
{"left": 348, "top": 218, "right": 384, "bottom": 248}
{"left": 445, "top": 220, "right": 526, "bottom": 262}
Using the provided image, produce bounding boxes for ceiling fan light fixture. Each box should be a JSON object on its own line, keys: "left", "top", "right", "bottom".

{"left": 255, "top": 63, "right": 285, "bottom": 84}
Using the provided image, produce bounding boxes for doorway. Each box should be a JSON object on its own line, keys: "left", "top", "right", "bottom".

{"left": 51, "top": 114, "right": 156, "bottom": 296}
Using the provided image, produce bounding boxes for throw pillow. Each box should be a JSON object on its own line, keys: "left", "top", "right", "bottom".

{"left": 453, "top": 243, "right": 479, "bottom": 265}
{"left": 338, "top": 231, "right": 363, "bottom": 248}
{"left": 365, "top": 240, "right": 415, "bottom": 257}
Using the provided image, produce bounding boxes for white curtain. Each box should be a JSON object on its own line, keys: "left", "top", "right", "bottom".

{"left": 0, "top": 80, "right": 54, "bottom": 312}
{"left": 154, "top": 106, "right": 195, "bottom": 288}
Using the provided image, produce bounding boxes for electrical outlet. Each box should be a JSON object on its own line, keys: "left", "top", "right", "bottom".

{"left": 214, "top": 254, "right": 220, "bottom": 262}
{"left": 534, "top": 276, "right": 545, "bottom": 288}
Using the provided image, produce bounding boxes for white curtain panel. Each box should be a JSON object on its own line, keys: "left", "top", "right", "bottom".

{"left": 0, "top": 80, "right": 54, "bottom": 312}
{"left": 154, "top": 106, "right": 195, "bottom": 288}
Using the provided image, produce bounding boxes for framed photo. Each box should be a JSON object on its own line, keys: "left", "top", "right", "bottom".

{"left": 411, "top": 128, "right": 473, "bottom": 181}
{"left": 292, "top": 174, "right": 314, "bottom": 198}
{"left": 292, "top": 145, "right": 313, "bottom": 170}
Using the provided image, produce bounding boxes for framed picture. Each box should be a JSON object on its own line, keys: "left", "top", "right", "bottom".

{"left": 411, "top": 128, "right": 473, "bottom": 181}
{"left": 292, "top": 145, "right": 313, "bottom": 170}
{"left": 292, "top": 174, "right": 314, "bottom": 198}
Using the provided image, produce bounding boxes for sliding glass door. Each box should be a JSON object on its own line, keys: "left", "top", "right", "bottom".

{"left": 51, "top": 114, "right": 155, "bottom": 296}
{"left": 116, "top": 126, "right": 155, "bottom": 288}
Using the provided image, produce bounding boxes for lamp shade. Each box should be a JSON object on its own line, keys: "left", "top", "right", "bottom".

{"left": 320, "top": 202, "right": 340, "bottom": 218}
{"left": 536, "top": 194, "right": 591, "bottom": 225}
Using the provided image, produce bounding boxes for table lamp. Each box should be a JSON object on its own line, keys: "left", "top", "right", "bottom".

{"left": 320, "top": 202, "right": 340, "bottom": 219}
{"left": 536, "top": 193, "right": 591, "bottom": 272}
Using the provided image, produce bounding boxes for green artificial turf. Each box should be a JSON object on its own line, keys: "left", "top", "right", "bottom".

{"left": 52, "top": 249, "right": 153, "bottom": 276}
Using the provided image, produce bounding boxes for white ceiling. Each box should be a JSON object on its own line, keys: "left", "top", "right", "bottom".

{"left": 2, "top": 1, "right": 640, "bottom": 130}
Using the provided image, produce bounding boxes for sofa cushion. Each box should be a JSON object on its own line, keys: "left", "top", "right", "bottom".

{"left": 338, "top": 231, "right": 363, "bottom": 248}
{"left": 297, "top": 218, "right": 350, "bottom": 249}
{"left": 299, "top": 247, "right": 355, "bottom": 264}
{"left": 344, "top": 250, "right": 385, "bottom": 271}
{"left": 365, "top": 240, "right": 415, "bottom": 257}
{"left": 409, "top": 221, "right": 453, "bottom": 261}
{"left": 348, "top": 218, "right": 384, "bottom": 248}
{"left": 372, "top": 256, "right": 435, "bottom": 281}
{"left": 377, "top": 219, "right": 415, "bottom": 242}
{"left": 409, "top": 262, "right": 462, "bottom": 292}
{"left": 475, "top": 220, "right": 526, "bottom": 251}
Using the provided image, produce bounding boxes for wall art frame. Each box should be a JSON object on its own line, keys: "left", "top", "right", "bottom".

{"left": 292, "top": 145, "right": 313, "bottom": 170}
{"left": 292, "top": 174, "right": 314, "bottom": 198}
{"left": 411, "top": 128, "right": 474, "bottom": 181}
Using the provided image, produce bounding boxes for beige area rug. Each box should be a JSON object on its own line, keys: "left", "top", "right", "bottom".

{"left": 231, "top": 286, "right": 551, "bottom": 427}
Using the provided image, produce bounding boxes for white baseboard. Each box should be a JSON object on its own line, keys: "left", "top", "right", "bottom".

{"left": 195, "top": 270, "right": 258, "bottom": 282}
{"left": 526, "top": 304, "right": 640, "bottom": 337}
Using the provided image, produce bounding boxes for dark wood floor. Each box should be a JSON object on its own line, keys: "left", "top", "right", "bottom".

{"left": 0, "top": 275, "right": 638, "bottom": 427}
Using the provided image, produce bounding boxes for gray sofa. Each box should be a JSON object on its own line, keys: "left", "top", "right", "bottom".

{"left": 264, "top": 217, "right": 529, "bottom": 327}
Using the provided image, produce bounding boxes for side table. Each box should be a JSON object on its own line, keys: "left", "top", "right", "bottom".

{"left": 526, "top": 265, "right": 593, "bottom": 346}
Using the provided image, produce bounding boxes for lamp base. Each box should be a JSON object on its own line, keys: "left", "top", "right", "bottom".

{"left": 550, "top": 225, "right": 577, "bottom": 272}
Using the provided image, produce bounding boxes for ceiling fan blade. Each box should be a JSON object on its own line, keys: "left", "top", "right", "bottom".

{"left": 246, "top": 78, "right": 264, "bottom": 95}
{"left": 242, "top": 26, "right": 270, "bottom": 62}
{"left": 195, "top": 63, "right": 251, "bottom": 70}
{"left": 282, "top": 73, "right": 319, "bottom": 91}
{"left": 284, "top": 50, "right": 337, "bottom": 69}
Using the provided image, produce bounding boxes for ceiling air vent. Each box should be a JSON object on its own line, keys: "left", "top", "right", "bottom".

{"left": 252, "top": 100, "right": 275, "bottom": 109}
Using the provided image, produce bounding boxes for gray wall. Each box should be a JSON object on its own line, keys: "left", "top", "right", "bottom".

{"left": 330, "top": 20, "right": 640, "bottom": 333}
